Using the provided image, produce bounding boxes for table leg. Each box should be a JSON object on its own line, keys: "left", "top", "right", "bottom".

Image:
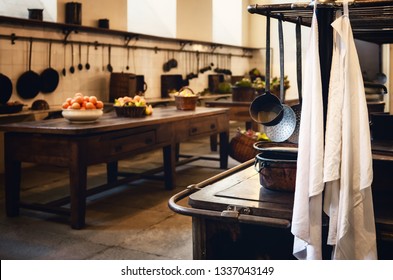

{"left": 107, "top": 161, "right": 118, "bottom": 184}
{"left": 4, "top": 154, "right": 21, "bottom": 217}
{"left": 210, "top": 135, "right": 218, "bottom": 151}
{"left": 69, "top": 142, "right": 88, "bottom": 229}
{"left": 219, "top": 131, "right": 229, "bottom": 169}
{"left": 163, "top": 143, "right": 176, "bottom": 190}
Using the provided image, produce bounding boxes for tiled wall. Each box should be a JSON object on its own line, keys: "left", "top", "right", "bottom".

{"left": 0, "top": 24, "right": 261, "bottom": 107}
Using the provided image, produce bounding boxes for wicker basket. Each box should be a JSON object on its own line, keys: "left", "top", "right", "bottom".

{"left": 174, "top": 87, "right": 198, "bottom": 110}
{"left": 114, "top": 106, "right": 146, "bottom": 118}
{"left": 229, "top": 132, "right": 259, "bottom": 163}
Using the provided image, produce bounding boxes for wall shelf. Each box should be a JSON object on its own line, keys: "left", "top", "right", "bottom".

{"left": 0, "top": 15, "right": 258, "bottom": 58}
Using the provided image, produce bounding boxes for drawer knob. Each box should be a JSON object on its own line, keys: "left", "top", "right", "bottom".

{"left": 210, "top": 124, "right": 216, "bottom": 130}
{"left": 191, "top": 127, "right": 197, "bottom": 133}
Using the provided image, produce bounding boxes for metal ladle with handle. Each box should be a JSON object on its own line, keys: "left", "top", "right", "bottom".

{"left": 264, "top": 15, "right": 296, "bottom": 142}
{"left": 249, "top": 12, "right": 284, "bottom": 126}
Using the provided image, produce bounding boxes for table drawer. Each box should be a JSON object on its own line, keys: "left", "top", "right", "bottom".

{"left": 189, "top": 116, "right": 218, "bottom": 136}
{"left": 89, "top": 130, "right": 156, "bottom": 160}
{"left": 108, "top": 130, "right": 155, "bottom": 154}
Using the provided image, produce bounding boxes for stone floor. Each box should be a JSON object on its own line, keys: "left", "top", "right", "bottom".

{"left": 0, "top": 122, "right": 242, "bottom": 260}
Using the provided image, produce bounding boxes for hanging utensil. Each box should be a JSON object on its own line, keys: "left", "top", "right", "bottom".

{"left": 163, "top": 50, "right": 170, "bottom": 72}
{"left": 69, "top": 43, "right": 75, "bottom": 74}
{"left": 78, "top": 43, "right": 83, "bottom": 70}
{"left": 288, "top": 17, "right": 303, "bottom": 144}
{"left": 249, "top": 13, "right": 284, "bottom": 126}
{"left": 85, "top": 43, "right": 90, "bottom": 70}
{"left": 0, "top": 39, "right": 13, "bottom": 104}
{"left": 107, "top": 45, "right": 113, "bottom": 72}
{"left": 62, "top": 44, "right": 67, "bottom": 76}
{"left": 126, "top": 47, "right": 130, "bottom": 70}
{"left": 264, "top": 16, "right": 296, "bottom": 142}
{"left": 40, "top": 41, "right": 59, "bottom": 93}
{"left": 16, "top": 38, "right": 41, "bottom": 99}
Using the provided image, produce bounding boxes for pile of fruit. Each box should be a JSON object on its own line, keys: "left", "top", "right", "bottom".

{"left": 240, "top": 129, "right": 270, "bottom": 141}
{"left": 173, "top": 87, "right": 197, "bottom": 97}
{"left": 62, "top": 93, "right": 104, "bottom": 110}
{"left": 114, "top": 95, "right": 153, "bottom": 115}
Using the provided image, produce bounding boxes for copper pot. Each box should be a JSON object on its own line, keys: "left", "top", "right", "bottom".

{"left": 255, "top": 150, "right": 297, "bottom": 192}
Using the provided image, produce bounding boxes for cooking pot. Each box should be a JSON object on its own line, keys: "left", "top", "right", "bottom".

{"left": 65, "top": 2, "right": 82, "bottom": 25}
{"left": 28, "top": 9, "right": 43, "bottom": 21}
{"left": 31, "top": 99, "right": 50, "bottom": 110}
{"left": 136, "top": 75, "right": 148, "bottom": 95}
{"left": 255, "top": 149, "right": 298, "bottom": 192}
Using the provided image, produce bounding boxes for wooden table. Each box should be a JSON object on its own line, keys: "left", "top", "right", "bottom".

{"left": 0, "top": 106, "right": 229, "bottom": 229}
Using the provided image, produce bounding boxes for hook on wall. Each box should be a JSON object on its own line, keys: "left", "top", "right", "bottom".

{"left": 179, "top": 41, "right": 192, "bottom": 51}
{"left": 10, "top": 33, "right": 16, "bottom": 44}
{"left": 124, "top": 34, "right": 138, "bottom": 47}
{"left": 62, "top": 28, "right": 75, "bottom": 44}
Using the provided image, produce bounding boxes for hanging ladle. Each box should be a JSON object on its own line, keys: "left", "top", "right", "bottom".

{"left": 62, "top": 44, "right": 67, "bottom": 76}
{"left": 78, "top": 43, "right": 83, "bottom": 70}
{"left": 249, "top": 13, "right": 284, "bottom": 126}
{"left": 126, "top": 47, "right": 130, "bottom": 70}
{"left": 85, "top": 43, "right": 90, "bottom": 70}
{"left": 69, "top": 43, "right": 75, "bottom": 74}
{"left": 107, "top": 45, "right": 113, "bottom": 72}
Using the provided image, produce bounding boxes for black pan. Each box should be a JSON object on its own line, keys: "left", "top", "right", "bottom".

{"left": 40, "top": 42, "right": 59, "bottom": 93}
{"left": 0, "top": 39, "right": 13, "bottom": 104}
{"left": 17, "top": 39, "right": 41, "bottom": 99}
{"left": 0, "top": 73, "right": 12, "bottom": 104}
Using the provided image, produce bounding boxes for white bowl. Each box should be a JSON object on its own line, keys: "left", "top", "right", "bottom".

{"left": 62, "top": 109, "right": 103, "bottom": 123}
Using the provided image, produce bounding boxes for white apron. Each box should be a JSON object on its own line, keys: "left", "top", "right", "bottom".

{"left": 323, "top": 0, "right": 377, "bottom": 260}
{"left": 291, "top": 0, "right": 324, "bottom": 260}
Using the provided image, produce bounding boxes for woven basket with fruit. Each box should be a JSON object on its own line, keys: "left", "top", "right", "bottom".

{"left": 173, "top": 87, "right": 198, "bottom": 110}
{"left": 113, "top": 95, "right": 153, "bottom": 117}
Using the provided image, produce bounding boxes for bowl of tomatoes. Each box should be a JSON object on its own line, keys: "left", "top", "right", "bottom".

{"left": 61, "top": 93, "right": 104, "bottom": 123}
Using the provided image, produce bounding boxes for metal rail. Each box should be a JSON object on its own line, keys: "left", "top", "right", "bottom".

{"left": 168, "top": 159, "right": 291, "bottom": 229}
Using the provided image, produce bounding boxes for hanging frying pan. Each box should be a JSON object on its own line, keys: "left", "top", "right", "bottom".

{"left": 0, "top": 73, "right": 12, "bottom": 104}
{"left": 40, "top": 41, "right": 59, "bottom": 93}
{"left": 0, "top": 40, "right": 13, "bottom": 104}
{"left": 288, "top": 18, "right": 303, "bottom": 144}
{"left": 264, "top": 16, "right": 296, "bottom": 142}
{"left": 16, "top": 38, "right": 41, "bottom": 99}
{"left": 249, "top": 13, "right": 284, "bottom": 126}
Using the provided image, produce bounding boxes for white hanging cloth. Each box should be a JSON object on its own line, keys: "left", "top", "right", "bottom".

{"left": 323, "top": 0, "right": 377, "bottom": 259}
{"left": 291, "top": 0, "right": 325, "bottom": 260}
